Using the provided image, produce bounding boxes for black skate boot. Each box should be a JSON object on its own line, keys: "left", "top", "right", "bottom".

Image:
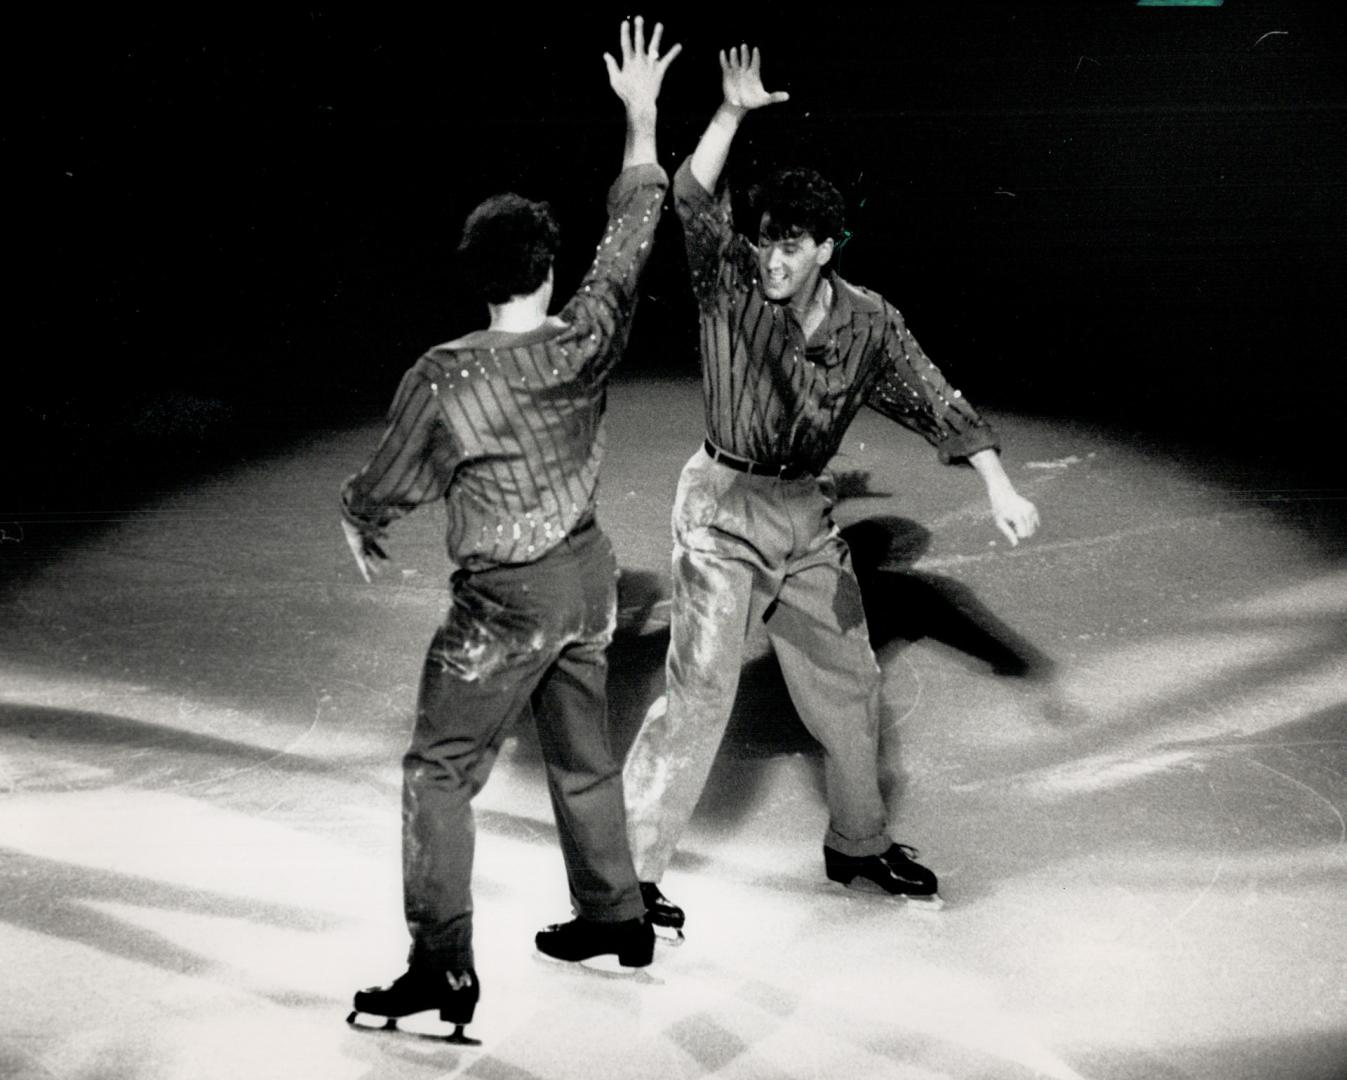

{"left": 640, "top": 881, "right": 686, "bottom": 944}
{"left": 824, "top": 843, "right": 942, "bottom": 907}
{"left": 535, "top": 915, "right": 654, "bottom": 973}
{"left": 347, "top": 966, "right": 481, "bottom": 1045}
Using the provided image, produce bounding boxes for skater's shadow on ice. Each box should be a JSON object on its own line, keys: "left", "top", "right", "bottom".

{"left": 0, "top": 700, "right": 352, "bottom": 790}
{"left": 841, "top": 516, "right": 1055, "bottom": 681}
{"left": 0, "top": 844, "right": 335, "bottom": 1006}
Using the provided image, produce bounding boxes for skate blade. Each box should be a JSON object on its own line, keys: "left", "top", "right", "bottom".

{"left": 534, "top": 950, "right": 650, "bottom": 977}
{"left": 841, "top": 878, "right": 945, "bottom": 909}
{"left": 346, "top": 1011, "right": 400, "bottom": 1031}
{"left": 581, "top": 951, "right": 652, "bottom": 975}
{"left": 346, "top": 1010, "right": 481, "bottom": 1045}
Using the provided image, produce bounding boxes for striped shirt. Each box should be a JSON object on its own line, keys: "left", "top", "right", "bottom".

{"left": 341, "top": 163, "right": 668, "bottom": 570}
{"left": 674, "top": 158, "right": 999, "bottom": 475}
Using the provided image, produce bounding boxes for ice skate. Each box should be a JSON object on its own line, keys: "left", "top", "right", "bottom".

{"left": 640, "top": 881, "right": 686, "bottom": 944}
{"left": 346, "top": 966, "right": 481, "bottom": 1045}
{"left": 535, "top": 915, "right": 654, "bottom": 974}
{"left": 824, "top": 843, "right": 944, "bottom": 908}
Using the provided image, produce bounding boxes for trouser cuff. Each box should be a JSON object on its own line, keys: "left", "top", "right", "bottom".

{"left": 408, "top": 939, "right": 473, "bottom": 975}
{"left": 824, "top": 826, "right": 890, "bottom": 858}
{"left": 573, "top": 884, "right": 646, "bottom": 924}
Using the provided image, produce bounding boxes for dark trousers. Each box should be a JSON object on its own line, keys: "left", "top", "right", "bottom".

{"left": 401, "top": 522, "right": 644, "bottom": 972}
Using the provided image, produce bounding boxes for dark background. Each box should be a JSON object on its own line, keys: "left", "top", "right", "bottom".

{"left": 10, "top": 2, "right": 1346, "bottom": 511}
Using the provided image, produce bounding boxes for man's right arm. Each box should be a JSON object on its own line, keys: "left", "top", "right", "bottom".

{"left": 676, "top": 46, "right": 791, "bottom": 306}
{"left": 688, "top": 46, "right": 790, "bottom": 194}
{"left": 339, "top": 365, "right": 459, "bottom": 580}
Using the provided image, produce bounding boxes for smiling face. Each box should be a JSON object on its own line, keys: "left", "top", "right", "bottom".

{"left": 757, "top": 213, "right": 835, "bottom": 306}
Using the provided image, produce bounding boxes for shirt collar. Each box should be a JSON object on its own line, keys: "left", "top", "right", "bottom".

{"left": 821, "top": 268, "right": 854, "bottom": 327}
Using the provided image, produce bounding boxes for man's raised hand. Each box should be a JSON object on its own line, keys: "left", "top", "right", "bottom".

{"left": 604, "top": 16, "right": 682, "bottom": 112}
{"left": 720, "top": 45, "right": 790, "bottom": 112}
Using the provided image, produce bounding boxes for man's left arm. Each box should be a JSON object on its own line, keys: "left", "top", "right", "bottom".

{"left": 865, "top": 303, "right": 1039, "bottom": 545}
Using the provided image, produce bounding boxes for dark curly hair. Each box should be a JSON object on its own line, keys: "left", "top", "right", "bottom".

{"left": 749, "top": 167, "right": 846, "bottom": 246}
{"left": 456, "top": 193, "right": 562, "bottom": 304}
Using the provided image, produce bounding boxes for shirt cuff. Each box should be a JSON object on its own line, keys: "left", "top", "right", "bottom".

{"left": 339, "top": 483, "right": 387, "bottom": 536}
{"left": 607, "top": 162, "right": 670, "bottom": 208}
{"left": 672, "top": 156, "right": 716, "bottom": 211}
{"left": 936, "top": 425, "right": 1001, "bottom": 465}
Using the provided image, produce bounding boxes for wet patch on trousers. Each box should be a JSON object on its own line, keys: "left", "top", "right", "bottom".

{"left": 830, "top": 566, "right": 869, "bottom": 635}
{"left": 622, "top": 693, "right": 716, "bottom": 880}
{"left": 430, "top": 582, "right": 547, "bottom": 683}
{"left": 674, "top": 549, "right": 744, "bottom": 623}
{"left": 677, "top": 553, "right": 718, "bottom": 609}
{"left": 671, "top": 549, "right": 746, "bottom": 679}
{"left": 590, "top": 590, "right": 619, "bottom": 643}
{"left": 401, "top": 787, "right": 425, "bottom": 871}
{"left": 676, "top": 474, "right": 722, "bottom": 535}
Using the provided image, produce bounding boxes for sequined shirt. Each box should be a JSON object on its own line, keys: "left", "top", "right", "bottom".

{"left": 341, "top": 163, "right": 668, "bottom": 570}
{"left": 674, "top": 158, "right": 999, "bottom": 474}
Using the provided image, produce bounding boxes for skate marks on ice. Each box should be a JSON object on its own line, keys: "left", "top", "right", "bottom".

{"left": 514, "top": 864, "right": 1089, "bottom": 1079}
{"left": 442, "top": 948, "right": 1092, "bottom": 1078}
{"left": 931, "top": 569, "right": 1347, "bottom": 976}
{"left": 349, "top": 871, "right": 1096, "bottom": 1080}
{"left": 12, "top": 1007, "right": 481, "bottom": 1080}
{"left": 952, "top": 567, "right": 1347, "bottom": 804}
{"left": 625, "top": 890, "right": 1091, "bottom": 1080}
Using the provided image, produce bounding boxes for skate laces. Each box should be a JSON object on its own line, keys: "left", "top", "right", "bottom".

{"left": 881, "top": 843, "right": 922, "bottom": 870}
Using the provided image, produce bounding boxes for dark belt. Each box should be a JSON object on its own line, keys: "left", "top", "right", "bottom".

{"left": 703, "top": 439, "right": 812, "bottom": 480}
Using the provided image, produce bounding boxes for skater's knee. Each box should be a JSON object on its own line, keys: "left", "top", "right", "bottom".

{"left": 403, "top": 748, "right": 485, "bottom": 794}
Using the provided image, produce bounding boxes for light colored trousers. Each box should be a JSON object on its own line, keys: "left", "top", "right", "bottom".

{"left": 623, "top": 446, "right": 892, "bottom": 882}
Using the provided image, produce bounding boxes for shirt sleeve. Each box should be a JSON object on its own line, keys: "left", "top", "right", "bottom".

{"left": 672, "top": 156, "right": 758, "bottom": 308}
{"left": 340, "top": 365, "right": 462, "bottom": 536}
{"left": 863, "top": 301, "right": 1001, "bottom": 464}
{"left": 560, "top": 162, "right": 668, "bottom": 376}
